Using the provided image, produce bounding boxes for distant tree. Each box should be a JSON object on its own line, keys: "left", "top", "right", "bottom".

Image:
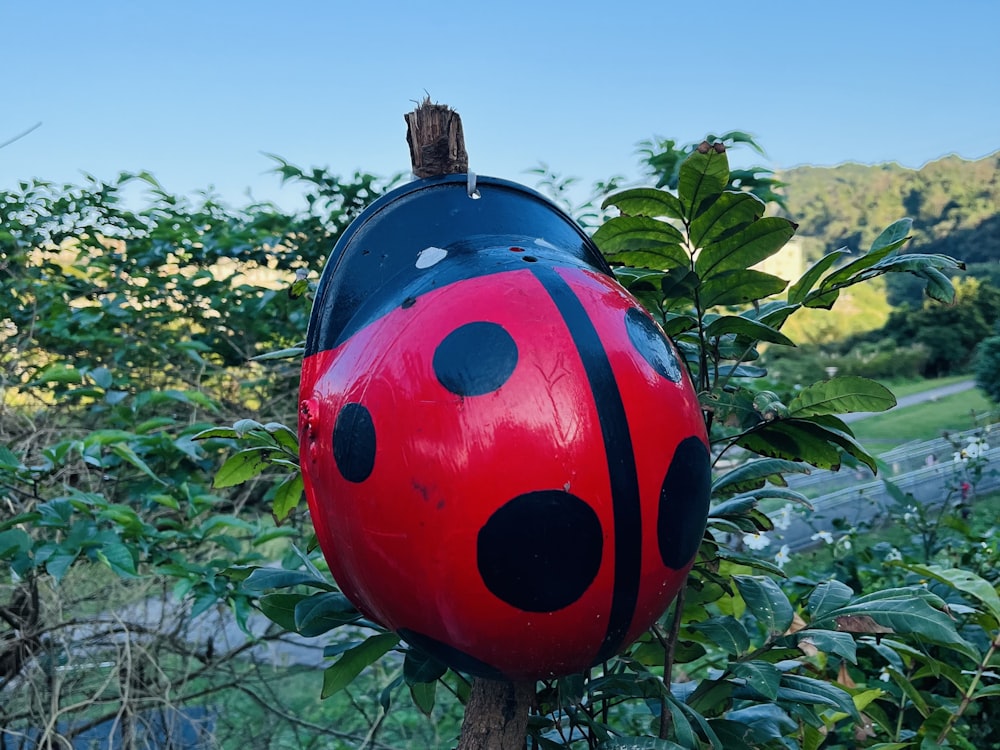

{"left": 781, "top": 152, "right": 1000, "bottom": 268}
{"left": 974, "top": 323, "right": 1000, "bottom": 402}
{"left": 852, "top": 277, "right": 999, "bottom": 377}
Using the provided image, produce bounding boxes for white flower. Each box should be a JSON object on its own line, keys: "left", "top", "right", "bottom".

{"left": 771, "top": 503, "right": 794, "bottom": 531}
{"left": 743, "top": 532, "right": 772, "bottom": 551}
{"left": 810, "top": 531, "right": 834, "bottom": 545}
{"left": 878, "top": 668, "right": 891, "bottom": 683}
{"left": 885, "top": 547, "right": 902, "bottom": 562}
{"left": 774, "top": 545, "right": 791, "bottom": 569}
{"left": 838, "top": 538, "right": 852, "bottom": 551}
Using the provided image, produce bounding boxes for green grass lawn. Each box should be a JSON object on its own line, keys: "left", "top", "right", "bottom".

{"left": 851, "top": 381, "right": 994, "bottom": 450}
{"left": 879, "top": 374, "right": 973, "bottom": 399}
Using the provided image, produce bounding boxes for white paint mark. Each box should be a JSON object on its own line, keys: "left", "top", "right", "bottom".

{"left": 534, "top": 238, "right": 558, "bottom": 250}
{"left": 416, "top": 246, "right": 448, "bottom": 269}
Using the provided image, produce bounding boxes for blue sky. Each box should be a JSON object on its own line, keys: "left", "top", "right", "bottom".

{"left": 3, "top": 1, "right": 998, "bottom": 210}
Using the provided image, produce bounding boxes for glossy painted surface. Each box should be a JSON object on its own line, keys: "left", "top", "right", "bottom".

{"left": 299, "top": 176, "right": 710, "bottom": 680}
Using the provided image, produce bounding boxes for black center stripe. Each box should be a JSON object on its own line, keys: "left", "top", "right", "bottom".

{"left": 530, "top": 266, "right": 641, "bottom": 662}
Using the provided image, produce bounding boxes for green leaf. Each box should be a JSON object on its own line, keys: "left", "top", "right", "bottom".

{"left": 780, "top": 674, "right": 859, "bottom": 719}
{"left": 689, "top": 191, "right": 766, "bottom": 249}
{"left": 788, "top": 248, "right": 850, "bottom": 304}
{"left": 731, "top": 660, "right": 782, "bottom": 699}
{"left": 787, "top": 376, "right": 896, "bottom": 417}
{"left": 30, "top": 364, "right": 85, "bottom": 386}
{"left": 898, "top": 563, "right": 1000, "bottom": 623}
{"left": 135, "top": 417, "right": 176, "bottom": 434}
{"left": 736, "top": 420, "right": 843, "bottom": 470}
{"left": 0, "top": 528, "right": 32, "bottom": 558}
{"left": 678, "top": 146, "right": 729, "bottom": 219}
{"left": 710, "top": 536, "right": 790, "bottom": 569}
{"left": 294, "top": 592, "right": 361, "bottom": 636}
{"left": 659, "top": 267, "right": 701, "bottom": 305}
{"left": 109, "top": 443, "right": 163, "bottom": 483}
{"left": 793, "top": 629, "right": 857, "bottom": 663}
{"left": 756, "top": 299, "right": 801, "bottom": 331}
{"left": 259, "top": 592, "right": 307, "bottom": 631}
{"left": 148, "top": 493, "right": 180, "bottom": 510}
{"left": 696, "top": 217, "right": 796, "bottom": 278}
{"left": 701, "top": 387, "right": 759, "bottom": 430}
{"left": 409, "top": 680, "right": 437, "bottom": 715}
{"left": 818, "top": 219, "right": 912, "bottom": 291}
{"left": 0, "top": 445, "right": 23, "bottom": 470}
{"left": 233, "top": 418, "right": 266, "bottom": 437}
{"left": 242, "top": 567, "right": 335, "bottom": 593}
{"left": 592, "top": 216, "right": 687, "bottom": 268}
{"left": 403, "top": 647, "right": 449, "bottom": 685}
{"left": 689, "top": 615, "right": 750, "bottom": 656}
{"left": 192, "top": 426, "right": 238, "bottom": 441}
{"left": 251, "top": 346, "right": 305, "bottom": 361}
{"left": 601, "top": 187, "right": 685, "bottom": 220}
{"left": 887, "top": 667, "right": 930, "bottom": 717}
{"left": 613, "top": 266, "right": 666, "bottom": 289}
{"left": 870, "top": 218, "right": 914, "bottom": 254}
{"left": 321, "top": 633, "right": 399, "bottom": 698}
{"left": 712, "top": 458, "right": 810, "bottom": 497}
{"left": 699, "top": 270, "right": 787, "bottom": 307}
{"left": 733, "top": 575, "right": 794, "bottom": 635}
{"left": 917, "top": 265, "right": 958, "bottom": 303}
{"left": 808, "top": 580, "right": 854, "bottom": 619}
{"left": 97, "top": 542, "right": 137, "bottom": 577}
{"left": 801, "top": 414, "right": 878, "bottom": 473}
{"left": 213, "top": 449, "right": 270, "bottom": 488}
{"left": 661, "top": 314, "right": 698, "bottom": 337}
{"left": 814, "top": 594, "right": 978, "bottom": 660}
{"left": 726, "top": 703, "right": 797, "bottom": 742}
{"left": 802, "top": 287, "right": 841, "bottom": 310}
{"left": 272, "top": 473, "right": 304, "bottom": 523}
{"left": 45, "top": 551, "right": 79, "bottom": 582}
{"left": 263, "top": 422, "right": 299, "bottom": 452}
{"left": 704, "top": 315, "right": 794, "bottom": 347}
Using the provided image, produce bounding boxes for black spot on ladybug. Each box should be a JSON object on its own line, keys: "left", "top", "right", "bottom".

{"left": 625, "top": 307, "right": 681, "bottom": 382}
{"left": 433, "top": 322, "right": 518, "bottom": 397}
{"left": 397, "top": 628, "right": 504, "bottom": 679}
{"left": 332, "top": 403, "right": 376, "bottom": 483}
{"left": 658, "top": 436, "right": 711, "bottom": 569}
{"left": 478, "top": 490, "right": 603, "bottom": 613}
{"left": 522, "top": 255, "right": 538, "bottom": 263}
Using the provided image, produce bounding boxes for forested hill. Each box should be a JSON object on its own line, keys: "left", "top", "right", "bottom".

{"left": 778, "top": 151, "right": 1000, "bottom": 264}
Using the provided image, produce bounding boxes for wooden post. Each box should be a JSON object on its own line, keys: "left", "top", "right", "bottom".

{"left": 404, "top": 97, "right": 469, "bottom": 178}
{"left": 456, "top": 679, "right": 535, "bottom": 750}
{"left": 404, "top": 97, "right": 534, "bottom": 750}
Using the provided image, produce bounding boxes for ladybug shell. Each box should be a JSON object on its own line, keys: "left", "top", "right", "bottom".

{"left": 299, "top": 176, "right": 710, "bottom": 680}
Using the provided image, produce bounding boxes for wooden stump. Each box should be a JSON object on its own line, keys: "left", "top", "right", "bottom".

{"left": 456, "top": 679, "right": 535, "bottom": 750}
{"left": 404, "top": 97, "right": 469, "bottom": 178}
{"left": 404, "top": 98, "right": 534, "bottom": 750}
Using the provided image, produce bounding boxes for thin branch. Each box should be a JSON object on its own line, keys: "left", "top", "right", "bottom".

{"left": 0, "top": 122, "right": 41, "bottom": 151}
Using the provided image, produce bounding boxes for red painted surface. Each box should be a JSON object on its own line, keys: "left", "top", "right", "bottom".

{"left": 299, "top": 265, "right": 707, "bottom": 679}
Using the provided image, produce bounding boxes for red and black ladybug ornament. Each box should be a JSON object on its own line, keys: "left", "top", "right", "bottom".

{"left": 299, "top": 174, "right": 710, "bottom": 680}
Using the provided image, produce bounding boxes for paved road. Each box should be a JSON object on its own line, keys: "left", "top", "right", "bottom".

{"left": 842, "top": 379, "right": 977, "bottom": 422}
{"left": 775, "top": 378, "right": 993, "bottom": 552}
